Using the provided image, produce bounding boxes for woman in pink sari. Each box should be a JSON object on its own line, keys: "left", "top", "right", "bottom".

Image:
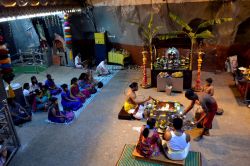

{"left": 70, "top": 78, "right": 90, "bottom": 103}
{"left": 136, "top": 118, "right": 161, "bottom": 158}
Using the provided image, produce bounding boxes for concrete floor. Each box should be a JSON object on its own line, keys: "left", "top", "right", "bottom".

{"left": 9, "top": 66, "right": 250, "bottom": 166}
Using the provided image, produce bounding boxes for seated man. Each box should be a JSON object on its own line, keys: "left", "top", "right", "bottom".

{"left": 74, "top": 53, "right": 87, "bottom": 69}
{"left": 96, "top": 59, "right": 110, "bottom": 76}
{"left": 7, "top": 98, "right": 32, "bottom": 126}
{"left": 162, "top": 117, "right": 190, "bottom": 160}
{"left": 124, "top": 82, "right": 151, "bottom": 119}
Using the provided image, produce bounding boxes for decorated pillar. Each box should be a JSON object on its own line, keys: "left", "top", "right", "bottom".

{"left": 64, "top": 13, "right": 73, "bottom": 66}
{"left": 141, "top": 51, "right": 150, "bottom": 89}
{"left": 194, "top": 50, "right": 204, "bottom": 91}
{"left": 0, "top": 36, "right": 15, "bottom": 100}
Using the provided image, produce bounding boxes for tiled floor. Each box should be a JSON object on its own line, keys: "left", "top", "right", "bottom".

{"left": 9, "top": 66, "right": 250, "bottom": 166}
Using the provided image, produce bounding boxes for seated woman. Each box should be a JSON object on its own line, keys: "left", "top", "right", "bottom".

{"left": 61, "top": 84, "right": 82, "bottom": 111}
{"left": 29, "top": 76, "right": 40, "bottom": 92}
{"left": 136, "top": 118, "right": 161, "bottom": 158}
{"left": 78, "top": 72, "right": 97, "bottom": 94}
{"left": 33, "top": 89, "right": 49, "bottom": 112}
{"left": 7, "top": 98, "right": 32, "bottom": 126}
{"left": 162, "top": 117, "right": 190, "bottom": 160}
{"left": 48, "top": 97, "right": 74, "bottom": 123}
{"left": 124, "top": 82, "right": 151, "bottom": 119}
{"left": 70, "top": 77, "right": 90, "bottom": 103}
{"left": 45, "top": 74, "right": 62, "bottom": 96}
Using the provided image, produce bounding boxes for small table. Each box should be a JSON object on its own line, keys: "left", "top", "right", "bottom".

{"left": 108, "top": 51, "right": 130, "bottom": 66}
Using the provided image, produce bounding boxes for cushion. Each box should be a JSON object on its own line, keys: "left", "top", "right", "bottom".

{"left": 118, "top": 106, "right": 133, "bottom": 120}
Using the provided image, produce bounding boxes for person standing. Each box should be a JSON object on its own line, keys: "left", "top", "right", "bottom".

{"left": 183, "top": 89, "right": 218, "bottom": 141}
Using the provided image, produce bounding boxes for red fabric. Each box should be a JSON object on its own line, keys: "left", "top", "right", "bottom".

{"left": 201, "top": 102, "right": 218, "bottom": 129}
{"left": 1, "top": 68, "right": 13, "bottom": 74}
{"left": 0, "top": 49, "right": 9, "bottom": 55}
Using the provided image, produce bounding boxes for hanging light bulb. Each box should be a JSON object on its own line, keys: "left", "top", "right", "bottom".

{"left": 0, "top": 0, "right": 16, "bottom": 7}
{"left": 29, "top": 0, "right": 39, "bottom": 6}
{"left": 17, "top": 0, "right": 29, "bottom": 6}
{"left": 49, "top": 0, "right": 56, "bottom": 5}
{"left": 40, "top": 0, "right": 48, "bottom": 6}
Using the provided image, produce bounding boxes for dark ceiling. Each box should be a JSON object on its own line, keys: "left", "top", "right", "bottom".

{"left": 0, "top": 0, "right": 83, "bottom": 7}
{"left": 0, "top": 0, "right": 89, "bottom": 17}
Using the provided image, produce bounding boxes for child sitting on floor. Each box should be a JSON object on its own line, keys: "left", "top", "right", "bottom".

{"left": 202, "top": 77, "right": 223, "bottom": 115}
{"left": 202, "top": 77, "right": 214, "bottom": 96}
{"left": 33, "top": 89, "right": 49, "bottom": 112}
{"left": 29, "top": 76, "right": 40, "bottom": 92}
{"left": 23, "top": 83, "right": 33, "bottom": 107}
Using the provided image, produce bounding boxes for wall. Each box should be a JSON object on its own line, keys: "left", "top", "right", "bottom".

{"left": 71, "top": 1, "right": 250, "bottom": 71}
{"left": 10, "top": 19, "right": 40, "bottom": 51}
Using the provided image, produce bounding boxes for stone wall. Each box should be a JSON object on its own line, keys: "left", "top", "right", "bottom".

{"left": 71, "top": 1, "right": 250, "bottom": 71}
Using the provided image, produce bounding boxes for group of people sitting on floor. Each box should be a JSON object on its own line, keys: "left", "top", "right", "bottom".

{"left": 124, "top": 79, "right": 220, "bottom": 160}
{"left": 137, "top": 117, "right": 190, "bottom": 160}
{"left": 7, "top": 70, "right": 103, "bottom": 125}
{"left": 74, "top": 54, "right": 110, "bottom": 76}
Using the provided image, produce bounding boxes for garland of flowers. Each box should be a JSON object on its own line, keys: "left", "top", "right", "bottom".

{"left": 64, "top": 13, "right": 73, "bottom": 61}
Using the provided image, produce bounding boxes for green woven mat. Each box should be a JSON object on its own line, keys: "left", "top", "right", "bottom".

{"left": 116, "top": 144, "right": 201, "bottom": 166}
{"left": 13, "top": 65, "right": 47, "bottom": 74}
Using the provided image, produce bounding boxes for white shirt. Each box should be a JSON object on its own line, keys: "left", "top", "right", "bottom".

{"left": 23, "top": 89, "right": 30, "bottom": 96}
{"left": 75, "top": 56, "right": 80, "bottom": 66}
{"left": 96, "top": 61, "right": 109, "bottom": 74}
{"left": 29, "top": 83, "right": 39, "bottom": 92}
{"left": 168, "top": 131, "right": 188, "bottom": 151}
